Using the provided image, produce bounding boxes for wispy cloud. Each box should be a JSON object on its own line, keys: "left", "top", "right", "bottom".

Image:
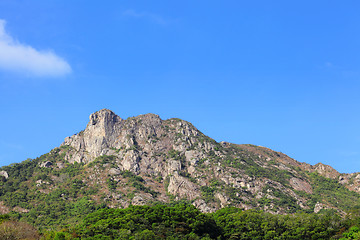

{"left": 123, "top": 9, "right": 169, "bottom": 25}
{"left": 0, "top": 19, "right": 71, "bottom": 77}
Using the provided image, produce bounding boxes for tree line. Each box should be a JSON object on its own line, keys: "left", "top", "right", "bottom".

{"left": 2, "top": 203, "right": 360, "bottom": 239}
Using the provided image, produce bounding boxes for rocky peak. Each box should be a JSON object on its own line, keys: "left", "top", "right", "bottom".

{"left": 87, "top": 109, "right": 122, "bottom": 134}
{"left": 135, "top": 113, "right": 161, "bottom": 123}
{"left": 88, "top": 109, "right": 120, "bottom": 123}
{"left": 61, "top": 110, "right": 202, "bottom": 165}
{"left": 312, "top": 163, "right": 340, "bottom": 179}
{"left": 62, "top": 109, "right": 123, "bottom": 162}
{"left": 127, "top": 113, "right": 162, "bottom": 131}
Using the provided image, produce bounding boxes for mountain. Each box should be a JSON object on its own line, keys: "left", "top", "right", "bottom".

{"left": 1, "top": 109, "right": 360, "bottom": 227}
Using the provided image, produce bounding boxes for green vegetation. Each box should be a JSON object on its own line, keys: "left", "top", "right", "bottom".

{"left": 4, "top": 203, "right": 360, "bottom": 239}
{"left": 74, "top": 203, "right": 220, "bottom": 239}
{"left": 87, "top": 155, "right": 116, "bottom": 168}
{"left": 222, "top": 145, "right": 295, "bottom": 187}
{"left": 0, "top": 149, "right": 107, "bottom": 228}
{"left": 213, "top": 207, "right": 348, "bottom": 239}
{"left": 121, "top": 170, "right": 159, "bottom": 197}
{"left": 308, "top": 172, "right": 360, "bottom": 212}
{"left": 201, "top": 186, "right": 216, "bottom": 203}
{"left": 260, "top": 186, "right": 301, "bottom": 213}
{"left": 341, "top": 226, "right": 360, "bottom": 239}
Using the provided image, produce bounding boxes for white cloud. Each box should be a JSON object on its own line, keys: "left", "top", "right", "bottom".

{"left": 123, "top": 9, "right": 168, "bottom": 25}
{"left": 0, "top": 20, "right": 71, "bottom": 77}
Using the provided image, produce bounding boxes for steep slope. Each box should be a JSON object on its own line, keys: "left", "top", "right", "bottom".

{"left": 1, "top": 109, "right": 360, "bottom": 227}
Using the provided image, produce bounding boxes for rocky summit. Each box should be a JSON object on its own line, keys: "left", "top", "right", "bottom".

{"left": 1, "top": 109, "right": 360, "bottom": 227}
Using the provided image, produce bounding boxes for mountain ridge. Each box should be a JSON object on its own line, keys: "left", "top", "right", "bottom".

{"left": 1, "top": 109, "right": 360, "bottom": 227}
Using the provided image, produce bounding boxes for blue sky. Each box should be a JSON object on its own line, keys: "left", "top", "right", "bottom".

{"left": 0, "top": 1, "right": 359, "bottom": 173}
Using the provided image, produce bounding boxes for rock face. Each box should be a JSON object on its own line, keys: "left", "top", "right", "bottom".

{"left": 312, "top": 163, "right": 340, "bottom": 179}
{"left": 40, "top": 161, "right": 53, "bottom": 168}
{"left": 167, "top": 174, "right": 201, "bottom": 201}
{"left": 314, "top": 202, "right": 331, "bottom": 213}
{"left": 290, "top": 177, "right": 313, "bottom": 194}
{"left": 63, "top": 109, "right": 123, "bottom": 163}
{"left": 0, "top": 171, "right": 8, "bottom": 179}
{"left": 62, "top": 109, "right": 199, "bottom": 177}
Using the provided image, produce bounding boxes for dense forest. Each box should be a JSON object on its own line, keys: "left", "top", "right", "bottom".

{"left": 1, "top": 202, "right": 360, "bottom": 239}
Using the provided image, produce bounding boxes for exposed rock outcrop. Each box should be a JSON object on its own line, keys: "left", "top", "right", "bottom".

{"left": 167, "top": 174, "right": 201, "bottom": 200}
{"left": 290, "top": 177, "right": 313, "bottom": 194}
{"left": 0, "top": 171, "right": 8, "bottom": 179}
{"left": 312, "top": 163, "right": 340, "bottom": 179}
{"left": 40, "top": 161, "right": 53, "bottom": 168}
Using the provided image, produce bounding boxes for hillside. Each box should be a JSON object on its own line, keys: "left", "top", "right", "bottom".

{"left": 1, "top": 109, "right": 360, "bottom": 228}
